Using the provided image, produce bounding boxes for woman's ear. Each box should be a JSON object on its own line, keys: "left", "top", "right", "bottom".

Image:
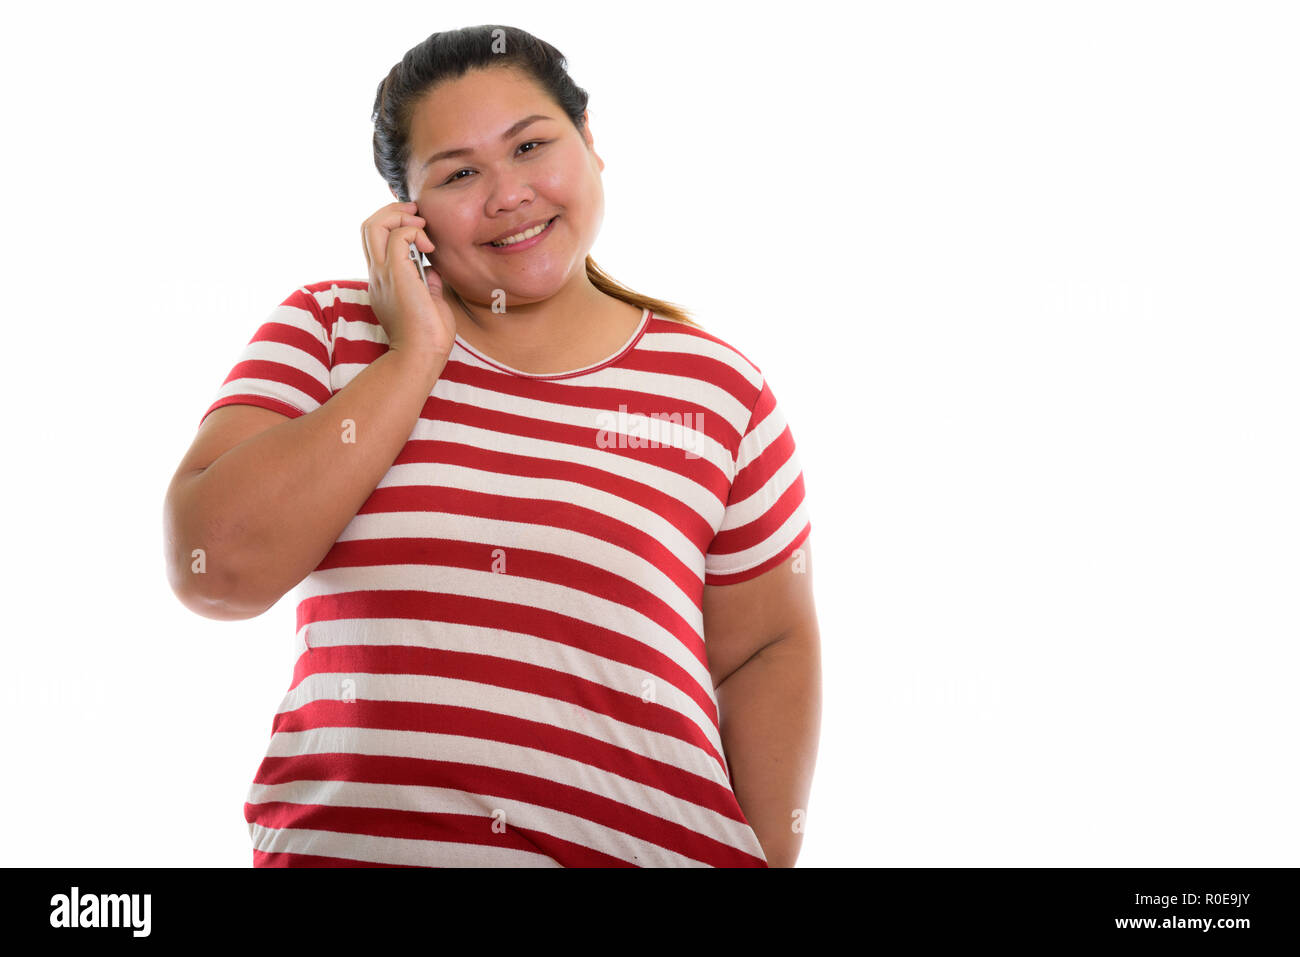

{"left": 581, "top": 111, "right": 604, "bottom": 172}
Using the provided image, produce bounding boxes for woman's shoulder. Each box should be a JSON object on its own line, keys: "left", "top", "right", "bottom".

{"left": 642, "top": 310, "right": 766, "bottom": 383}
{"left": 268, "top": 280, "right": 382, "bottom": 349}
{"left": 295, "top": 278, "right": 372, "bottom": 299}
{"left": 281, "top": 278, "right": 379, "bottom": 316}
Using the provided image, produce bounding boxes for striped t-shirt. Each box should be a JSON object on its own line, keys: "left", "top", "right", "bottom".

{"left": 199, "top": 279, "right": 812, "bottom": 867}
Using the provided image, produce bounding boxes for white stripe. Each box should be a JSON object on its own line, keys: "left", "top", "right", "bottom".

{"left": 719, "top": 447, "right": 805, "bottom": 532}
{"left": 735, "top": 386, "right": 789, "bottom": 472}
{"left": 432, "top": 375, "right": 734, "bottom": 472}
{"left": 248, "top": 822, "right": 560, "bottom": 867}
{"left": 706, "top": 501, "right": 810, "bottom": 577}
{"left": 270, "top": 298, "right": 331, "bottom": 341}
{"left": 403, "top": 418, "right": 727, "bottom": 526}
{"left": 233, "top": 331, "right": 329, "bottom": 381}
{"left": 320, "top": 282, "right": 370, "bottom": 308}
{"left": 558, "top": 367, "right": 752, "bottom": 433}
{"left": 261, "top": 301, "right": 331, "bottom": 362}
{"left": 296, "top": 561, "right": 712, "bottom": 703}
{"left": 334, "top": 312, "right": 385, "bottom": 349}
{"left": 639, "top": 329, "right": 763, "bottom": 386}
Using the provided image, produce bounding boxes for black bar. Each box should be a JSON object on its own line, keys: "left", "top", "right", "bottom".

{"left": 9, "top": 867, "right": 1296, "bottom": 944}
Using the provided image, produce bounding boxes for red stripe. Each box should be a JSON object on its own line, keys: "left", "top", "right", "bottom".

{"left": 332, "top": 333, "right": 386, "bottom": 368}
{"left": 708, "top": 471, "right": 806, "bottom": 557}
{"left": 342, "top": 485, "right": 704, "bottom": 614}
{"left": 252, "top": 849, "right": 421, "bottom": 867}
{"left": 293, "top": 591, "right": 722, "bottom": 741}
{"left": 436, "top": 356, "right": 751, "bottom": 450}
{"left": 618, "top": 336, "right": 759, "bottom": 406}
{"left": 309, "top": 537, "right": 704, "bottom": 668}
{"left": 249, "top": 313, "right": 330, "bottom": 367}
{"left": 731, "top": 425, "right": 795, "bottom": 504}
{"left": 706, "top": 521, "right": 811, "bottom": 586}
{"left": 219, "top": 356, "right": 330, "bottom": 409}
{"left": 268, "top": 695, "right": 739, "bottom": 817}
{"left": 644, "top": 316, "right": 763, "bottom": 378}
{"left": 415, "top": 394, "right": 731, "bottom": 500}
{"left": 392, "top": 436, "right": 721, "bottom": 551}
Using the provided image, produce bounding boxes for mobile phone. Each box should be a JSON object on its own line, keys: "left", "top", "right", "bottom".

{"left": 408, "top": 242, "right": 426, "bottom": 284}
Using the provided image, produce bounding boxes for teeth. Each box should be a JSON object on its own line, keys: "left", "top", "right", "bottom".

{"left": 490, "top": 218, "right": 553, "bottom": 246}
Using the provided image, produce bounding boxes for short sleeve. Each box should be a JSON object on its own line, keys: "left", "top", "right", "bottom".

{"left": 704, "top": 375, "right": 812, "bottom": 585}
{"left": 197, "top": 287, "right": 334, "bottom": 428}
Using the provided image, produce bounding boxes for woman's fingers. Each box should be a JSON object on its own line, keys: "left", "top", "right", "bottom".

{"left": 362, "top": 202, "right": 427, "bottom": 269}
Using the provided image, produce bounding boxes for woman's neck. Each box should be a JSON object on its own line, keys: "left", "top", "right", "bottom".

{"left": 448, "top": 275, "right": 641, "bottom": 374}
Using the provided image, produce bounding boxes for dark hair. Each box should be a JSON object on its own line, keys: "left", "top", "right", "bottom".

{"left": 371, "top": 24, "right": 698, "bottom": 327}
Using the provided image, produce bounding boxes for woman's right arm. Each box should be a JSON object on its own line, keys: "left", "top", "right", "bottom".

{"left": 164, "top": 346, "right": 447, "bottom": 620}
{"left": 165, "top": 200, "right": 456, "bottom": 620}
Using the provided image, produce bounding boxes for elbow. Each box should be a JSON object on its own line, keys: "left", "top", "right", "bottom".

{"left": 168, "top": 564, "right": 267, "bottom": 621}
{"left": 172, "top": 583, "right": 265, "bottom": 622}
{"left": 165, "top": 542, "right": 266, "bottom": 622}
{"left": 163, "top": 482, "right": 266, "bottom": 621}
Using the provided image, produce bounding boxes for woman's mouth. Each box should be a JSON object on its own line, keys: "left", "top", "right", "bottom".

{"left": 484, "top": 216, "right": 558, "bottom": 252}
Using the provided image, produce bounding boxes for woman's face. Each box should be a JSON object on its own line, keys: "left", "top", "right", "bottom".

{"left": 400, "top": 67, "right": 605, "bottom": 307}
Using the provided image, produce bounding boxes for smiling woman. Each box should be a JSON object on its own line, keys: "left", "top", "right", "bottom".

{"left": 166, "top": 23, "right": 819, "bottom": 870}
{"left": 371, "top": 28, "right": 700, "bottom": 374}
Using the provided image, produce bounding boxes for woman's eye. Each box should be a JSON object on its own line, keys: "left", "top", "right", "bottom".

{"left": 441, "top": 141, "right": 547, "bottom": 186}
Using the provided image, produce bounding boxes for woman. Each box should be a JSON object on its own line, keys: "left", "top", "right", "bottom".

{"left": 164, "top": 24, "right": 820, "bottom": 867}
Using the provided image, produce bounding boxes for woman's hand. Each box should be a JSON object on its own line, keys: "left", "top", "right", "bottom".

{"left": 361, "top": 201, "right": 457, "bottom": 362}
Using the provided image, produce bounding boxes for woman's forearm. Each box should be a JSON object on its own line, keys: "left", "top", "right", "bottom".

{"left": 716, "top": 623, "right": 822, "bottom": 867}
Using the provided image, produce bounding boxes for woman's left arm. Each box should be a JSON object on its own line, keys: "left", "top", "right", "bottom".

{"left": 704, "top": 540, "right": 822, "bottom": 868}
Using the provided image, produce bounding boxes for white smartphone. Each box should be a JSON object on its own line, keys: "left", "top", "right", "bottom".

{"left": 408, "top": 242, "right": 427, "bottom": 284}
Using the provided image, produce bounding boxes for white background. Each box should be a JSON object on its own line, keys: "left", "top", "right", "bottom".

{"left": 1, "top": 0, "right": 1296, "bottom": 867}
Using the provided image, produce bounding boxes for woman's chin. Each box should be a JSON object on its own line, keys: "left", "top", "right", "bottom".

{"left": 465, "top": 271, "right": 583, "bottom": 307}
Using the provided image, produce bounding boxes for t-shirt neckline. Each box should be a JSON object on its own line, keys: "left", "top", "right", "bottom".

{"left": 452, "top": 307, "right": 651, "bottom": 380}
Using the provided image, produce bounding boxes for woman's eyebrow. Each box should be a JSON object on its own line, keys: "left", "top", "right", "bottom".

{"left": 419, "top": 114, "right": 555, "bottom": 173}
